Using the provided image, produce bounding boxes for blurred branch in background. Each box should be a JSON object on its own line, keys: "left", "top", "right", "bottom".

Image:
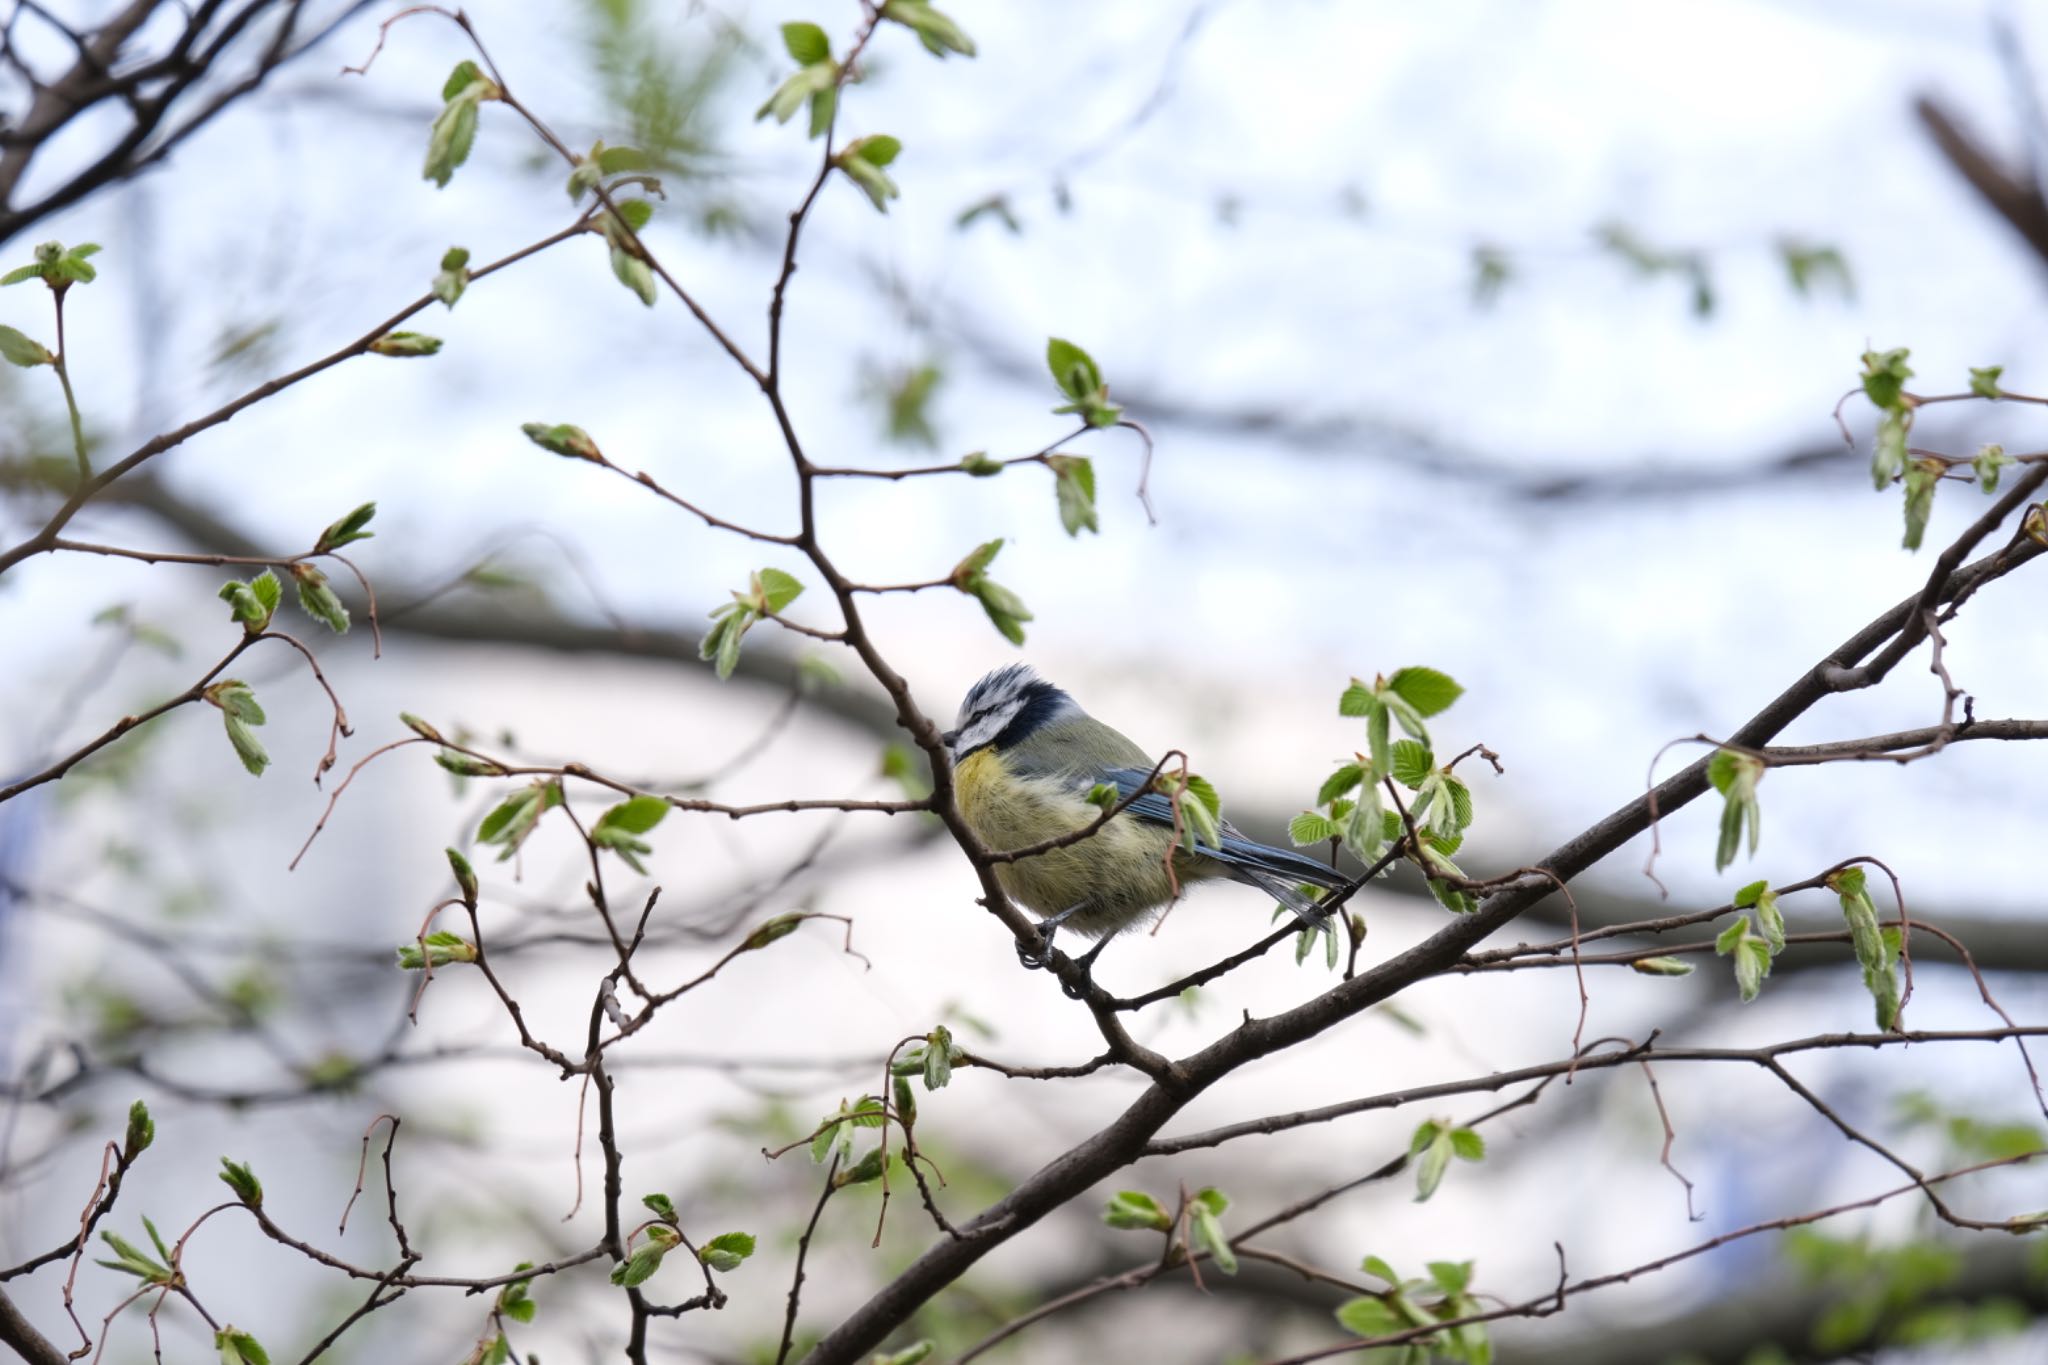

{"left": 0, "top": 0, "right": 374, "bottom": 245}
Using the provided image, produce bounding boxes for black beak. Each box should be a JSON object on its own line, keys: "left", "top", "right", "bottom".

{"left": 940, "top": 729, "right": 959, "bottom": 748}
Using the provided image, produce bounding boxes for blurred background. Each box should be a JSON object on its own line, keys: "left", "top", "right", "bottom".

{"left": 3, "top": 1, "right": 2047, "bottom": 1361}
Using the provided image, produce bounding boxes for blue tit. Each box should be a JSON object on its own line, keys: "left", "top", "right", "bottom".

{"left": 943, "top": 665, "right": 1346, "bottom": 967}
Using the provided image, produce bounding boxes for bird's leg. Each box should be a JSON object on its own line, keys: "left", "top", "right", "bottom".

{"left": 1017, "top": 900, "right": 1091, "bottom": 970}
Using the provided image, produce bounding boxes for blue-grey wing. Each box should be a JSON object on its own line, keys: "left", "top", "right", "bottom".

{"left": 1096, "top": 766, "right": 1347, "bottom": 891}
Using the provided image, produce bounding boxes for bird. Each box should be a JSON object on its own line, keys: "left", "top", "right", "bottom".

{"left": 942, "top": 664, "right": 1348, "bottom": 975}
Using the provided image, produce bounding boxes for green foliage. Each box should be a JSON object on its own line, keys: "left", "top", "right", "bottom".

{"left": 1901, "top": 458, "right": 1941, "bottom": 551}
{"left": 496, "top": 1265, "right": 537, "bottom": 1325}
{"left": 218, "top": 570, "right": 281, "bottom": 633}
{"left": 1968, "top": 365, "right": 2004, "bottom": 399}
{"left": 313, "top": 502, "right": 376, "bottom": 553}
{"left": 870, "top": 362, "right": 942, "bottom": 446}
{"left": 610, "top": 1223, "right": 678, "bottom": 1287}
{"left": 367, "top": 331, "right": 442, "bottom": 357}
{"left": 522, "top": 421, "right": 602, "bottom": 461}
{"left": 758, "top": 24, "right": 840, "bottom": 137}
{"left": 880, "top": 1, "right": 976, "bottom": 57}
{"left": 476, "top": 779, "right": 565, "bottom": 861}
{"left": 700, "top": 567, "right": 807, "bottom": 679}
{"left": 948, "top": 538, "right": 1031, "bottom": 644}
{"left": 432, "top": 246, "right": 470, "bottom": 307}
{"left": 1102, "top": 1189, "right": 1171, "bottom": 1231}
{"left": 1597, "top": 221, "right": 1713, "bottom": 316}
{"left": 1707, "top": 748, "right": 1763, "bottom": 871}
{"left": 96, "top": 1220, "right": 175, "bottom": 1284}
{"left": 880, "top": 743, "right": 932, "bottom": 800}
{"left": 1409, "top": 1119, "right": 1484, "bottom": 1201}
{"left": 123, "top": 1100, "right": 155, "bottom": 1158}
{"left": 835, "top": 135, "right": 903, "bottom": 212}
{"left": 446, "top": 847, "right": 479, "bottom": 906}
{"left": 1337, "top": 1254, "right": 1492, "bottom": 1363}
{"left": 1972, "top": 443, "right": 2012, "bottom": 493}
{"left": 203, "top": 680, "right": 269, "bottom": 776}
{"left": 599, "top": 199, "right": 660, "bottom": 305}
{"left": 870, "top": 1343, "right": 935, "bottom": 1365}
{"left": 290, "top": 563, "right": 350, "bottom": 633}
{"left": 1778, "top": 241, "right": 1853, "bottom": 299}
{"left": 811, "top": 1095, "right": 888, "bottom": 1167}
{"left": 1827, "top": 866, "right": 1899, "bottom": 1029}
{"left": 218, "top": 1156, "right": 263, "bottom": 1207}
{"left": 1715, "top": 914, "right": 1774, "bottom": 1003}
{"left": 2, "top": 239, "right": 101, "bottom": 288}
{"left": 214, "top": 1328, "right": 270, "bottom": 1365}
{"left": 699, "top": 1231, "right": 756, "bottom": 1272}
{"left": 0, "top": 323, "right": 51, "bottom": 366}
{"left": 1191, "top": 1186, "right": 1236, "bottom": 1273}
{"left": 591, "top": 795, "right": 670, "bottom": 873}
{"left": 1630, "top": 955, "right": 1695, "bottom": 976}
{"left": 959, "top": 450, "right": 1003, "bottom": 476}
{"left": 425, "top": 62, "right": 499, "bottom": 187}
{"left": 396, "top": 930, "right": 480, "bottom": 970}
{"left": 1045, "top": 336, "right": 1121, "bottom": 428}
{"left": 1045, "top": 453, "right": 1098, "bottom": 535}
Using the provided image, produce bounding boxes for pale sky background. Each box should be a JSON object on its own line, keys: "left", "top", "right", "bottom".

{"left": 3, "top": 1, "right": 2046, "bottom": 1361}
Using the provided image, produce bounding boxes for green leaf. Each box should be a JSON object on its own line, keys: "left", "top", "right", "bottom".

{"left": 424, "top": 79, "right": 490, "bottom": 188}
{"left": 1387, "top": 666, "right": 1463, "bottom": 717}
{"left": 1754, "top": 888, "right": 1785, "bottom": 952}
{"left": 1734, "top": 935, "right": 1771, "bottom": 1003}
{"left": 881, "top": 0, "right": 976, "bottom": 58}
{"left": 1390, "top": 740, "right": 1434, "bottom": 789}
{"left": 596, "top": 795, "right": 669, "bottom": 836}
{"left": 314, "top": 502, "right": 376, "bottom": 553}
{"left": 754, "top": 567, "right": 805, "bottom": 614}
{"left": 1733, "top": 879, "right": 1767, "bottom": 908}
{"left": 1860, "top": 346, "right": 1913, "bottom": 410}
{"left": 1103, "top": 1189, "right": 1171, "bottom": 1231}
{"left": 854, "top": 134, "right": 902, "bottom": 166}
{"left": 367, "top": 331, "right": 442, "bottom": 357}
{"left": 1338, "top": 681, "right": 1374, "bottom": 717}
{"left": 1085, "top": 782, "right": 1119, "bottom": 811}
{"left": 1871, "top": 408, "right": 1910, "bottom": 489}
{"left": 1428, "top": 1260, "right": 1474, "bottom": 1296}
{"left": 441, "top": 60, "right": 485, "bottom": 100}
{"left": 610, "top": 246, "right": 657, "bottom": 306}
{"left": 291, "top": 565, "right": 350, "bottom": 634}
{"left": 1361, "top": 1255, "right": 1401, "bottom": 1285}
{"left": 1046, "top": 454, "right": 1098, "bottom": 535}
{"left": 446, "top": 848, "right": 478, "bottom": 906}
{"left": 1448, "top": 1128, "right": 1484, "bottom": 1161}
{"left": 1046, "top": 338, "right": 1102, "bottom": 402}
{"left": 476, "top": 780, "right": 562, "bottom": 861}
{"left": 610, "top": 1239, "right": 668, "bottom": 1288}
{"left": 1902, "top": 458, "right": 1940, "bottom": 551}
{"left": 836, "top": 139, "right": 902, "bottom": 211}
{"left": 0, "top": 324, "right": 50, "bottom": 367}
{"left": 1630, "top": 955, "right": 1696, "bottom": 976}
{"left": 1289, "top": 811, "right": 1338, "bottom": 845}
{"left": 1715, "top": 916, "right": 1750, "bottom": 955}
{"left": 699, "top": 1231, "right": 756, "bottom": 1272}
{"left": 1707, "top": 749, "right": 1763, "bottom": 872}
{"left": 1191, "top": 1198, "right": 1236, "bottom": 1274}
{"left": 1334, "top": 1295, "right": 1406, "bottom": 1338}
{"left": 521, "top": 421, "right": 602, "bottom": 461}
{"left": 1969, "top": 365, "right": 2004, "bottom": 399}
{"left": 1317, "top": 762, "right": 1366, "bottom": 805}
{"left": 1413, "top": 1122, "right": 1455, "bottom": 1201}
{"left": 1973, "top": 443, "right": 2013, "bottom": 494}
{"left": 124, "top": 1100, "right": 155, "bottom": 1158}
{"left": 781, "top": 21, "right": 831, "bottom": 64}
{"left": 218, "top": 1157, "right": 263, "bottom": 1207}
{"left": 834, "top": 1146, "right": 887, "bottom": 1186}
{"left": 923, "top": 1024, "right": 955, "bottom": 1089}
{"left": 959, "top": 450, "right": 1003, "bottom": 476}
{"left": 872, "top": 1344, "right": 936, "bottom": 1365}
{"left": 432, "top": 246, "right": 469, "bottom": 307}
{"left": 214, "top": 1328, "right": 270, "bottom": 1365}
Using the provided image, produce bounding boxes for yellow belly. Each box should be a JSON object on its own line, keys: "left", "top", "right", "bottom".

{"left": 954, "top": 748, "right": 1222, "bottom": 937}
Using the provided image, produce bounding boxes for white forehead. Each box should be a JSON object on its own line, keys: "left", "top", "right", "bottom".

{"left": 954, "top": 665, "right": 1040, "bottom": 728}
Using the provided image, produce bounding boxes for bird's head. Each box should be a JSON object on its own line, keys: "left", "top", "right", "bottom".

{"left": 943, "top": 665, "right": 1077, "bottom": 759}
